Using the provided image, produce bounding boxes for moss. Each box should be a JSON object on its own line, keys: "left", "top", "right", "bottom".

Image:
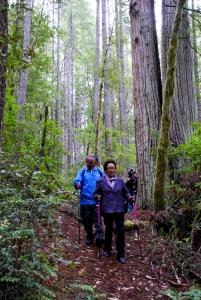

{"left": 153, "top": 0, "right": 186, "bottom": 211}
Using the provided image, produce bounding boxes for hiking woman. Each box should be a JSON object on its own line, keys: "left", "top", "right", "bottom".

{"left": 95, "top": 159, "right": 133, "bottom": 264}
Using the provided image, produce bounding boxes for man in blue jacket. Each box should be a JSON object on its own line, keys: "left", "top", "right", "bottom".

{"left": 74, "top": 155, "right": 104, "bottom": 245}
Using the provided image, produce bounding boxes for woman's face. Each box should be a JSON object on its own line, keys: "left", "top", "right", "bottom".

{"left": 106, "top": 163, "right": 116, "bottom": 177}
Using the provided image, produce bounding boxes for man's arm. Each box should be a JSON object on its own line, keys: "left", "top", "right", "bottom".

{"left": 73, "top": 169, "right": 84, "bottom": 189}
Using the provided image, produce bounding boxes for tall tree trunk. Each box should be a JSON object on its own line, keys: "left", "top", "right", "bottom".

{"left": 129, "top": 0, "right": 162, "bottom": 208}
{"left": 111, "top": 93, "right": 117, "bottom": 128}
{"left": 102, "top": 0, "right": 112, "bottom": 156}
{"left": 93, "top": 0, "right": 100, "bottom": 126}
{"left": 153, "top": 0, "right": 186, "bottom": 212}
{"left": 74, "top": 93, "right": 82, "bottom": 160}
{"left": 17, "top": 0, "right": 32, "bottom": 120}
{"left": 51, "top": 0, "right": 55, "bottom": 121}
{"left": 64, "top": 48, "right": 68, "bottom": 168}
{"left": 0, "top": 0, "right": 8, "bottom": 134}
{"left": 107, "top": 0, "right": 115, "bottom": 133}
{"left": 56, "top": 0, "right": 61, "bottom": 126}
{"left": 67, "top": 11, "right": 73, "bottom": 167}
{"left": 94, "top": 81, "right": 103, "bottom": 157}
{"left": 192, "top": 0, "right": 201, "bottom": 122}
{"left": 161, "top": 0, "right": 197, "bottom": 145}
{"left": 64, "top": 9, "right": 74, "bottom": 168}
{"left": 116, "top": 0, "right": 127, "bottom": 145}
{"left": 114, "top": 0, "right": 120, "bottom": 134}
{"left": 71, "top": 48, "right": 75, "bottom": 165}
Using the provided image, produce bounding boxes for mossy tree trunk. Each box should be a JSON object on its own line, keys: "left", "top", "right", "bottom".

{"left": 153, "top": 0, "right": 186, "bottom": 212}
{"left": 129, "top": 0, "right": 162, "bottom": 208}
{"left": 161, "top": 0, "right": 197, "bottom": 146}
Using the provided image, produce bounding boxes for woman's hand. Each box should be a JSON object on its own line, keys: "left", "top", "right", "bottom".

{"left": 128, "top": 195, "right": 135, "bottom": 204}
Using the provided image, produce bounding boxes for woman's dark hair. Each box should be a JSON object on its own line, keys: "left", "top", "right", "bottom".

{"left": 103, "top": 159, "right": 117, "bottom": 171}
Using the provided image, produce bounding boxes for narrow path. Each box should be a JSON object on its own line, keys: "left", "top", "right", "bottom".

{"left": 47, "top": 210, "right": 170, "bottom": 299}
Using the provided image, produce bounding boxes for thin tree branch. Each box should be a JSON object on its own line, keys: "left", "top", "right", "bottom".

{"left": 165, "top": 4, "right": 201, "bottom": 14}
{"left": 186, "top": 38, "right": 201, "bottom": 57}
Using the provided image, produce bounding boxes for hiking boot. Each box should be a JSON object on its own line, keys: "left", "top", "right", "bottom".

{"left": 117, "top": 256, "right": 126, "bottom": 264}
{"left": 103, "top": 250, "right": 111, "bottom": 257}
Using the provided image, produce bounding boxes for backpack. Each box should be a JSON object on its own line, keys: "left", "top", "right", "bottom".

{"left": 81, "top": 167, "right": 103, "bottom": 180}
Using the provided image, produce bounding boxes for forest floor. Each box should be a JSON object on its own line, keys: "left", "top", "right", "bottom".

{"left": 43, "top": 206, "right": 193, "bottom": 300}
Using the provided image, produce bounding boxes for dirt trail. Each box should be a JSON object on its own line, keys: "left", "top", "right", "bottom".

{"left": 46, "top": 210, "right": 170, "bottom": 299}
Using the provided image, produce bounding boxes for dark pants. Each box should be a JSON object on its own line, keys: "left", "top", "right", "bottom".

{"left": 80, "top": 205, "right": 104, "bottom": 241}
{"left": 103, "top": 213, "right": 125, "bottom": 257}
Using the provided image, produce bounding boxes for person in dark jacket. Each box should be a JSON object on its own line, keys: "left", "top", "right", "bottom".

{"left": 95, "top": 159, "right": 133, "bottom": 264}
{"left": 125, "top": 169, "right": 138, "bottom": 211}
{"left": 74, "top": 155, "right": 104, "bottom": 246}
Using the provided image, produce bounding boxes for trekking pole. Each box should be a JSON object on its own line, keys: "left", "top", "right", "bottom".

{"left": 78, "top": 206, "right": 81, "bottom": 244}
{"left": 97, "top": 200, "right": 101, "bottom": 258}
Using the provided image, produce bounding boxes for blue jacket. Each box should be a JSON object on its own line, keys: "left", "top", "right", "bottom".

{"left": 73, "top": 166, "right": 103, "bottom": 205}
{"left": 95, "top": 176, "right": 129, "bottom": 214}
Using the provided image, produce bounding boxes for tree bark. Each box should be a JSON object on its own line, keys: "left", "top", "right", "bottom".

{"left": 94, "top": 81, "right": 103, "bottom": 157}
{"left": 51, "top": 0, "right": 55, "bottom": 121}
{"left": 64, "top": 10, "right": 73, "bottom": 168}
{"left": 94, "top": 10, "right": 114, "bottom": 157}
{"left": 0, "top": 0, "right": 8, "bottom": 134}
{"left": 161, "top": 0, "right": 197, "bottom": 145}
{"left": 74, "top": 93, "right": 82, "bottom": 161}
{"left": 56, "top": 0, "right": 61, "bottom": 126}
{"left": 107, "top": 0, "right": 116, "bottom": 134}
{"left": 93, "top": 0, "right": 100, "bottom": 126}
{"left": 153, "top": 0, "right": 186, "bottom": 212}
{"left": 129, "top": 0, "right": 162, "bottom": 208}
{"left": 17, "top": 0, "right": 32, "bottom": 120}
{"left": 191, "top": 0, "right": 201, "bottom": 122}
{"left": 102, "top": 0, "right": 112, "bottom": 156}
{"left": 116, "top": 0, "right": 127, "bottom": 145}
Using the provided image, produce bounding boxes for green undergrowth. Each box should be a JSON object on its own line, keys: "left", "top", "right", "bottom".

{"left": 0, "top": 152, "right": 63, "bottom": 299}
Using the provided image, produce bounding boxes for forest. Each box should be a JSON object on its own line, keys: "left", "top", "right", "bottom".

{"left": 0, "top": 0, "right": 201, "bottom": 299}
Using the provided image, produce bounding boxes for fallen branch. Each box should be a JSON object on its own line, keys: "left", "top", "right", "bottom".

{"left": 161, "top": 254, "right": 167, "bottom": 280}
{"left": 165, "top": 278, "right": 189, "bottom": 288}
{"left": 150, "top": 261, "right": 159, "bottom": 281}
{"left": 171, "top": 263, "right": 181, "bottom": 285}
{"left": 181, "top": 262, "right": 189, "bottom": 284}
